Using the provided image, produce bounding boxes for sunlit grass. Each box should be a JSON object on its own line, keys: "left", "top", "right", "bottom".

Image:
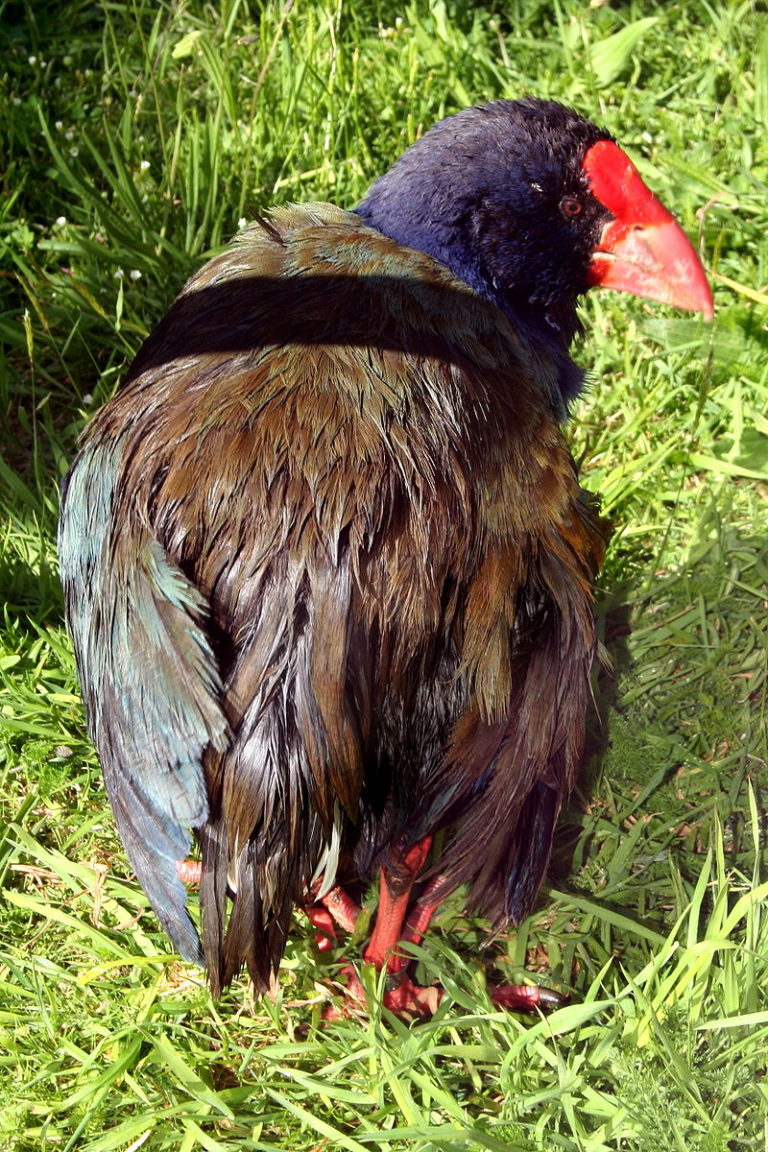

{"left": 1, "top": 0, "right": 766, "bottom": 1149}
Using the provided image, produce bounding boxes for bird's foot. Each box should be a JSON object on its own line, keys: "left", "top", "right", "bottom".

{"left": 489, "top": 982, "right": 567, "bottom": 1013}
{"left": 381, "top": 970, "right": 443, "bottom": 1017}
{"left": 323, "top": 963, "right": 442, "bottom": 1020}
{"left": 324, "top": 965, "right": 563, "bottom": 1020}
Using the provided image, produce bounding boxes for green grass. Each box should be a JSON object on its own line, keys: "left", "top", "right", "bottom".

{"left": 1, "top": 0, "right": 767, "bottom": 1148}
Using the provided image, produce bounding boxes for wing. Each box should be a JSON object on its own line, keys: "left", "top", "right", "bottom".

{"left": 59, "top": 442, "right": 229, "bottom": 964}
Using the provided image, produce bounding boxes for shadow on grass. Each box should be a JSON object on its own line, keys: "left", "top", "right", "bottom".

{"left": 550, "top": 505, "right": 768, "bottom": 952}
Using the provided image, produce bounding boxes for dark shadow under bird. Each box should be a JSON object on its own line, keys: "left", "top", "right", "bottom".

{"left": 59, "top": 99, "right": 713, "bottom": 1014}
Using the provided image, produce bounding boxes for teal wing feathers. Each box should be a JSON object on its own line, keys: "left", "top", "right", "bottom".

{"left": 59, "top": 441, "right": 229, "bottom": 963}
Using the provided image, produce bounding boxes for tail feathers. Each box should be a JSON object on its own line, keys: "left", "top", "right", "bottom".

{"left": 422, "top": 719, "right": 570, "bottom": 930}
{"left": 224, "top": 843, "right": 297, "bottom": 993}
{"left": 492, "top": 780, "right": 559, "bottom": 925}
{"left": 196, "top": 556, "right": 362, "bottom": 994}
{"left": 199, "top": 815, "right": 314, "bottom": 995}
{"left": 197, "top": 819, "right": 229, "bottom": 995}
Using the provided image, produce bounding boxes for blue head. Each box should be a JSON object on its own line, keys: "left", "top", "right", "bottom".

{"left": 357, "top": 98, "right": 713, "bottom": 402}
{"left": 356, "top": 100, "right": 614, "bottom": 369}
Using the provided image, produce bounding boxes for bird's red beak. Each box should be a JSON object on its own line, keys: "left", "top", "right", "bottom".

{"left": 583, "top": 140, "right": 714, "bottom": 320}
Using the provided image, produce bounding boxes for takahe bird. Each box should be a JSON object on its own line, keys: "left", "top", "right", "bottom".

{"left": 59, "top": 99, "right": 713, "bottom": 1014}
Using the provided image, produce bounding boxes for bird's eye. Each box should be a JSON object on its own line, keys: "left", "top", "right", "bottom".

{"left": 560, "top": 197, "right": 583, "bottom": 217}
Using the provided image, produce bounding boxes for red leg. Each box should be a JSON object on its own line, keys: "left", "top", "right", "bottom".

{"left": 402, "top": 877, "right": 566, "bottom": 1013}
{"left": 305, "top": 885, "right": 363, "bottom": 951}
{"left": 321, "top": 886, "right": 362, "bottom": 935}
{"left": 337, "top": 836, "right": 442, "bottom": 1017}
{"left": 399, "top": 874, "right": 443, "bottom": 950}
{"left": 362, "top": 836, "right": 432, "bottom": 969}
{"left": 364, "top": 868, "right": 565, "bottom": 1015}
{"left": 305, "top": 905, "right": 337, "bottom": 952}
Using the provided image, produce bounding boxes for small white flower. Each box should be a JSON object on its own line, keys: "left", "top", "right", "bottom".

{"left": 114, "top": 268, "right": 124, "bottom": 280}
{"left": 55, "top": 216, "right": 67, "bottom": 227}
{"left": 238, "top": 217, "right": 247, "bottom": 229}
{"left": 139, "top": 159, "right": 150, "bottom": 171}
{"left": 55, "top": 120, "right": 64, "bottom": 130}
{"left": 28, "top": 55, "right": 37, "bottom": 65}
{"left": 64, "top": 129, "right": 74, "bottom": 140}
{"left": 129, "top": 269, "right": 142, "bottom": 280}
{"left": 69, "top": 147, "right": 79, "bottom": 157}
{"left": 83, "top": 393, "right": 93, "bottom": 406}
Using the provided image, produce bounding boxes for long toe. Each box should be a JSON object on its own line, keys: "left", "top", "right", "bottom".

{"left": 489, "top": 983, "right": 567, "bottom": 1013}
